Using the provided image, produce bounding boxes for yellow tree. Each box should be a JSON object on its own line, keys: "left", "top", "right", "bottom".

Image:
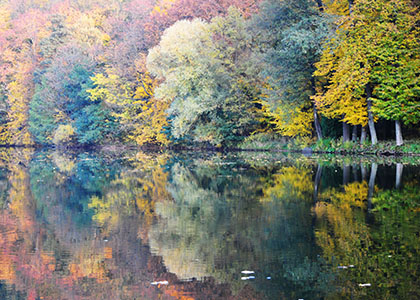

{"left": 314, "top": 0, "right": 418, "bottom": 145}
{"left": 88, "top": 67, "right": 169, "bottom": 146}
{"left": 0, "top": 7, "right": 48, "bottom": 145}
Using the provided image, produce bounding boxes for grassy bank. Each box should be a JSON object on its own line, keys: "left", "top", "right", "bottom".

{"left": 239, "top": 133, "right": 420, "bottom": 156}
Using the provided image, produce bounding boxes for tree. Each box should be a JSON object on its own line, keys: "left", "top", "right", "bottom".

{"left": 369, "top": 0, "right": 420, "bottom": 146}
{"left": 145, "top": 0, "right": 260, "bottom": 46}
{"left": 30, "top": 45, "right": 115, "bottom": 145}
{"left": 314, "top": 0, "right": 419, "bottom": 145}
{"left": 249, "top": 0, "right": 333, "bottom": 139}
{"left": 0, "top": 8, "right": 48, "bottom": 145}
{"left": 147, "top": 9, "right": 260, "bottom": 147}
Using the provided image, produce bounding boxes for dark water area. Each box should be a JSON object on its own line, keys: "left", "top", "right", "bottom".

{"left": 0, "top": 149, "right": 419, "bottom": 300}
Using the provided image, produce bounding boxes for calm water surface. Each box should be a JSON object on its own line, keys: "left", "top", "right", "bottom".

{"left": 0, "top": 149, "right": 419, "bottom": 299}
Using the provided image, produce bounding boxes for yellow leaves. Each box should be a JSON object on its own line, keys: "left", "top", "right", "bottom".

{"left": 261, "top": 166, "right": 314, "bottom": 202}
{"left": 151, "top": 0, "right": 177, "bottom": 16}
{"left": 323, "top": 0, "right": 350, "bottom": 15}
{"left": 314, "top": 181, "right": 372, "bottom": 264}
{"left": 258, "top": 99, "right": 313, "bottom": 137}
{"left": 1, "top": 73, "right": 34, "bottom": 145}
{"left": 52, "top": 124, "right": 75, "bottom": 145}
{"left": 0, "top": 4, "right": 11, "bottom": 32}
{"left": 88, "top": 69, "right": 169, "bottom": 146}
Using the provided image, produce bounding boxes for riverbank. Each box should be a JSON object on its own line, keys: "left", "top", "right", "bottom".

{"left": 239, "top": 133, "right": 420, "bottom": 156}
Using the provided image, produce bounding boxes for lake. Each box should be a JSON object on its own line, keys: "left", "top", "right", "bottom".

{"left": 0, "top": 148, "right": 419, "bottom": 299}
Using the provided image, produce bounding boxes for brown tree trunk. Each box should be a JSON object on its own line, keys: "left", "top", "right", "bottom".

{"left": 395, "top": 120, "right": 403, "bottom": 146}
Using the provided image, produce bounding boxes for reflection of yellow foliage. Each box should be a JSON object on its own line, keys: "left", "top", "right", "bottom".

{"left": 69, "top": 247, "right": 108, "bottom": 283}
{"left": 89, "top": 153, "right": 169, "bottom": 241}
{"left": 52, "top": 152, "right": 76, "bottom": 173}
{"left": 314, "top": 182, "right": 371, "bottom": 265}
{"left": 261, "top": 166, "right": 314, "bottom": 201}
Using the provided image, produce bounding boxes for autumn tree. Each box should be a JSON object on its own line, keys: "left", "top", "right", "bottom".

{"left": 145, "top": 0, "right": 260, "bottom": 46}
{"left": 249, "top": 0, "right": 333, "bottom": 139}
{"left": 369, "top": 0, "right": 420, "bottom": 146}
{"left": 0, "top": 7, "right": 48, "bottom": 145}
{"left": 314, "top": 0, "right": 419, "bottom": 145}
{"left": 147, "top": 8, "right": 260, "bottom": 147}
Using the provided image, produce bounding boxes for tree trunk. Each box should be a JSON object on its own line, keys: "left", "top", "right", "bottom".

{"left": 367, "top": 163, "right": 378, "bottom": 211}
{"left": 314, "top": 106, "right": 323, "bottom": 140}
{"left": 361, "top": 164, "right": 367, "bottom": 181}
{"left": 343, "top": 122, "right": 350, "bottom": 142}
{"left": 343, "top": 164, "right": 351, "bottom": 185}
{"left": 361, "top": 126, "right": 367, "bottom": 143}
{"left": 396, "top": 163, "right": 403, "bottom": 189}
{"left": 352, "top": 164, "right": 359, "bottom": 182}
{"left": 366, "top": 84, "right": 378, "bottom": 145}
{"left": 313, "top": 164, "right": 323, "bottom": 203}
{"left": 395, "top": 120, "right": 403, "bottom": 146}
{"left": 352, "top": 125, "right": 358, "bottom": 142}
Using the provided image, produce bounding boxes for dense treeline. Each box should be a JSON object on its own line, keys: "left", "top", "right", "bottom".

{"left": 0, "top": 0, "right": 419, "bottom": 148}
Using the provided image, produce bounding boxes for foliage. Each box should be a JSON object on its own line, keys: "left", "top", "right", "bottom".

{"left": 0, "top": 0, "right": 418, "bottom": 149}
{"left": 147, "top": 8, "right": 260, "bottom": 147}
{"left": 52, "top": 124, "right": 75, "bottom": 145}
{"left": 249, "top": 0, "right": 333, "bottom": 137}
{"left": 314, "top": 0, "right": 420, "bottom": 134}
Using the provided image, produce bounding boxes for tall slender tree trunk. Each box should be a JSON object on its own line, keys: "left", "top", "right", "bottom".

{"left": 310, "top": 77, "right": 323, "bottom": 140}
{"left": 366, "top": 84, "right": 378, "bottom": 145}
{"left": 314, "top": 106, "right": 323, "bottom": 140}
{"left": 313, "top": 164, "right": 323, "bottom": 203}
{"left": 352, "top": 164, "right": 359, "bottom": 182}
{"left": 361, "top": 164, "right": 367, "bottom": 181}
{"left": 352, "top": 125, "right": 358, "bottom": 142}
{"left": 395, "top": 120, "right": 403, "bottom": 146}
{"left": 343, "top": 164, "right": 351, "bottom": 185}
{"left": 343, "top": 122, "right": 350, "bottom": 142}
{"left": 361, "top": 126, "right": 367, "bottom": 143}
{"left": 396, "top": 163, "right": 403, "bottom": 189}
{"left": 367, "top": 163, "right": 378, "bottom": 211}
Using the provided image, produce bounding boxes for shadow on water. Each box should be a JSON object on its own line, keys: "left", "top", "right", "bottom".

{"left": 0, "top": 148, "right": 419, "bottom": 299}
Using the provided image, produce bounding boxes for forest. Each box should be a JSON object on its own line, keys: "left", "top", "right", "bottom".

{"left": 0, "top": 0, "right": 419, "bottom": 149}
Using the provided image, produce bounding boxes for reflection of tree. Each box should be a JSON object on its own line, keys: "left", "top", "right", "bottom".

{"left": 0, "top": 150, "right": 170, "bottom": 300}
{"left": 315, "top": 176, "right": 420, "bottom": 299}
{"left": 88, "top": 152, "right": 170, "bottom": 241}
{"left": 149, "top": 161, "right": 334, "bottom": 299}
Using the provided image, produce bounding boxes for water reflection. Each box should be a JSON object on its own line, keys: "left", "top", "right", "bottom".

{"left": 0, "top": 149, "right": 418, "bottom": 299}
